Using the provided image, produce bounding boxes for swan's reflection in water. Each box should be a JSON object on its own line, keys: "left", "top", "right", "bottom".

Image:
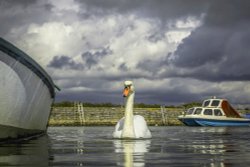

{"left": 114, "top": 139, "right": 151, "bottom": 167}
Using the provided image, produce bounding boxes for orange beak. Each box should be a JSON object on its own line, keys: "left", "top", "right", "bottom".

{"left": 123, "top": 87, "right": 130, "bottom": 97}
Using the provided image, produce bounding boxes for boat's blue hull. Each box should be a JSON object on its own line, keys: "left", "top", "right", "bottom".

{"left": 178, "top": 118, "right": 250, "bottom": 127}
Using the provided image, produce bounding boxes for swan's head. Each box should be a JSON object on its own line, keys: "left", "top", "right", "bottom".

{"left": 123, "top": 80, "right": 134, "bottom": 97}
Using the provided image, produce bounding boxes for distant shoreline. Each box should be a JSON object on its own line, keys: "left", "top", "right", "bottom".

{"left": 48, "top": 107, "right": 184, "bottom": 126}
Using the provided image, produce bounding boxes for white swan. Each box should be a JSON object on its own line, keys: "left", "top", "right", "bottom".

{"left": 113, "top": 81, "right": 152, "bottom": 139}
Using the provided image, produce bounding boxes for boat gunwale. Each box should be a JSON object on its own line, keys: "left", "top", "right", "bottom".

{"left": 178, "top": 115, "right": 250, "bottom": 121}
{"left": 0, "top": 38, "right": 55, "bottom": 98}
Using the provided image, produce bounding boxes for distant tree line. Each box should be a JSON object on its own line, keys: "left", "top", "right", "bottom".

{"left": 52, "top": 101, "right": 201, "bottom": 108}
{"left": 182, "top": 102, "right": 202, "bottom": 109}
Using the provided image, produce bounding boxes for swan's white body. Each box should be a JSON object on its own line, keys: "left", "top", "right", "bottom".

{"left": 113, "top": 115, "right": 152, "bottom": 138}
{"left": 113, "top": 81, "right": 151, "bottom": 139}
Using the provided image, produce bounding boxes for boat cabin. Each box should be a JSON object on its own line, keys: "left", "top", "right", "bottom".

{"left": 185, "top": 107, "right": 224, "bottom": 117}
{"left": 186, "top": 98, "right": 242, "bottom": 118}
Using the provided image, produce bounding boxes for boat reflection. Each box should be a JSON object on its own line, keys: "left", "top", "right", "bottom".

{"left": 113, "top": 139, "right": 151, "bottom": 167}
{"left": 184, "top": 127, "right": 233, "bottom": 167}
{"left": 0, "top": 135, "right": 49, "bottom": 166}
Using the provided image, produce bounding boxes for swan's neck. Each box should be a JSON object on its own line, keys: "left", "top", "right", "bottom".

{"left": 122, "top": 92, "right": 135, "bottom": 138}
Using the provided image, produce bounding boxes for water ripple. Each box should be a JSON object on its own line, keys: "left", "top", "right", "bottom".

{"left": 1, "top": 126, "right": 250, "bottom": 166}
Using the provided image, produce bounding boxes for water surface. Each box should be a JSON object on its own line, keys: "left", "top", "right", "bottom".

{"left": 1, "top": 126, "right": 250, "bottom": 166}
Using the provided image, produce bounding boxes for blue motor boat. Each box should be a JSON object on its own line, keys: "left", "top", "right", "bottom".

{"left": 178, "top": 98, "right": 250, "bottom": 126}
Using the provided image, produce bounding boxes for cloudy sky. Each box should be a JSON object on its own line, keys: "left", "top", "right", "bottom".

{"left": 1, "top": 0, "right": 250, "bottom": 105}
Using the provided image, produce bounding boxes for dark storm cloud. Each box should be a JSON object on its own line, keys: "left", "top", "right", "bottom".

{"left": 77, "top": 0, "right": 208, "bottom": 21}
{"left": 49, "top": 47, "right": 112, "bottom": 70}
{"left": 56, "top": 90, "right": 122, "bottom": 104}
{"left": 170, "top": 0, "right": 250, "bottom": 82}
{"left": 81, "top": 47, "right": 112, "bottom": 69}
{"left": 0, "top": 0, "right": 53, "bottom": 36}
{"left": 136, "top": 90, "right": 202, "bottom": 105}
{"left": 48, "top": 55, "right": 83, "bottom": 70}
{"left": 119, "top": 63, "right": 129, "bottom": 71}
{"left": 147, "top": 33, "right": 166, "bottom": 43}
{"left": 204, "top": 0, "right": 250, "bottom": 27}
{"left": 82, "top": 48, "right": 112, "bottom": 69}
{"left": 0, "top": 0, "right": 37, "bottom": 6}
{"left": 81, "top": 52, "right": 97, "bottom": 69}
{"left": 136, "top": 59, "right": 163, "bottom": 74}
{"left": 2, "top": 0, "right": 250, "bottom": 104}
{"left": 173, "top": 28, "right": 228, "bottom": 68}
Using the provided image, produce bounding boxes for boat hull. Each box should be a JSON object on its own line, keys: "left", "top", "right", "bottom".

{"left": 0, "top": 38, "right": 55, "bottom": 141}
{"left": 0, "top": 124, "right": 45, "bottom": 142}
{"left": 178, "top": 117, "right": 250, "bottom": 127}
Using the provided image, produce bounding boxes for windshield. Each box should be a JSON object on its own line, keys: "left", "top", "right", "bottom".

{"left": 203, "top": 100, "right": 210, "bottom": 107}
{"left": 211, "top": 100, "right": 220, "bottom": 107}
{"left": 186, "top": 108, "right": 194, "bottom": 115}
{"left": 194, "top": 108, "right": 202, "bottom": 115}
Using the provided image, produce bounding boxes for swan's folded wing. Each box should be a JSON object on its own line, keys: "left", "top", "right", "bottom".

{"left": 133, "top": 115, "right": 152, "bottom": 138}
{"left": 113, "top": 117, "right": 125, "bottom": 138}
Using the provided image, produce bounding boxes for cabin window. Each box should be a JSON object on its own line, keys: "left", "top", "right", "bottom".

{"left": 203, "top": 109, "right": 213, "bottom": 115}
{"left": 203, "top": 100, "right": 210, "bottom": 107}
{"left": 186, "top": 108, "right": 194, "bottom": 115}
{"left": 194, "top": 108, "right": 202, "bottom": 115}
{"left": 211, "top": 100, "right": 220, "bottom": 107}
{"left": 214, "top": 109, "right": 223, "bottom": 116}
